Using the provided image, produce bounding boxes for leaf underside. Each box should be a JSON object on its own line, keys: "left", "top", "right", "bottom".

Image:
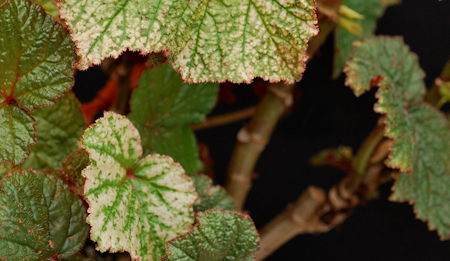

{"left": 81, "top": 112, "right": 197, "bottom": 260}
{"left": 129, "top": 64, "right": 218, "bottom": 173}
{"left": 0, "top": 170, "right": 88, "bottom": 260}
{"left": 345, "top": 37, "right": 450, "bottom": 239}
{"left": 0, "top": 0, "right": 75, "bottom": 164}
{"left": 59, "top": 0, "right": 318, "bottom": 83}
{"left": 165, "top": 210, "right": 260, "bottom": 261}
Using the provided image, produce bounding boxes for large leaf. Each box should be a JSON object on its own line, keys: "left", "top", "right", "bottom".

{"left": 23, "top": 93, "right": 86, "bottom": 169}
{"left": 191, "top": 175, "right": 236, "bottom": 212}
{"left": 129, "top": 64, "right": 218, "bottom": 173}
{"left": 59, "top": 0, "right": 318, "bottom": 83}
{"left": 333, "top": 0, "right": 397, "bottom": 77}
{"left": 0, "top": 170, "right": 88, "bottom": 260}
{"left": 345, "top": 37, "right": 450, "bottom": 239}
{"left": 81, "top": 112, "right": 197, "bottom": 260}
{"left": 0, "top": 0, "right": 76, "bottom": 164}
{"left": 165, "top": 210, "right": 259, "bottom": 261}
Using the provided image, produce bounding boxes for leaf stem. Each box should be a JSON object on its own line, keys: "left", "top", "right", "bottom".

{"left": 192, "top": 106, "right": 257, "bottom": 131}
{"left": 111, "top": 55, "right": 133, "bottom": 115}
{"left": 352, "top": 121, "right": 386, "bottom": 175}
{"left": 225, "top": 17, "right": 337, "bottom": 210}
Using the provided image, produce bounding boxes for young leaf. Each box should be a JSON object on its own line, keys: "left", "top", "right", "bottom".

{"left": 129, "top": 64, "right": 218, "bottom": 173}
{"left": 23, "top": 93, "right": 86, "bottom": 169}
{"left": 81, "top": 112, "right": 197, "bottom": 261}
{"left": 333, "top": 0, "right": 394, "bottom": 77}
{"left": 345, "top": 37, "right": 450, "bottom": 239}
{"left": 58, "top": 0, "right": 318, "bottom": 83}
{"left": 0, "top": 170, "right": 88, "bottom": 260}
{"left": 0, "top": 0, "right": 76, "bottom": 164}
{"left": 191, "top": 175, "right": 236, "bottom": 212}
{"left": 165, "top": 210, "right": 260, "bottom": 261}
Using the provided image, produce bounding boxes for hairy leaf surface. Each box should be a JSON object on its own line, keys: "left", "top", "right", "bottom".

{"left": 165, "top": 210, "right": 259, "bottom": 261}
{"left": 345, "top": 37, "right": 450, "bottom": 239}
{"left": 81, "top": 112, "right": 197, "bottom": 260}
{"left": 129, "top": 64, "right": 218, "bottom": 173}
{"left": 0, "top": 170, "right": 88, "bottom": 260}
{"left": 24, "top": 93, "right": 85, "bottom": 169}
{"left": 59, "top": 0, "right": 318, "bottom": 83}
{"left": 192, "top": 175, "right": 236, "bottom": 212}
{"left": 0, "top": 0, "right": 75, "bottom": 164}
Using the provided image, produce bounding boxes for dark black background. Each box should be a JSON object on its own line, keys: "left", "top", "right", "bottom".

{"left": 74, "top": 1, "right": 450, "bottom": 260}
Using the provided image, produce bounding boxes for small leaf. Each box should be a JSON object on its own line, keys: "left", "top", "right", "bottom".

{"left": 165, "top": 210, "right": 260, "bottom": 261}
{"left": 191, "top": 175, "right": 236, "bottom": 212}
{"left": 129, "top": 64, "right": 218, "bottom": 173}
{"left": 345, "top": 37, "right": 450, "bottom": 239}
{"left": 81, "top": 112, "right": 197, "bottom": 261}
{"left": 0, "top": 170, "right": 88, "bottom": 260}
{"left": 23, "top": 93, "right": 86, "bottom": 169}
{"left": 333, "top": 0, "right": 391, "bottom": 77}
{"left": 58, "top": 0, "right": 318, "bottom": 83}
{"left": 0, "top": 0, "right": 76, "bottom": 164}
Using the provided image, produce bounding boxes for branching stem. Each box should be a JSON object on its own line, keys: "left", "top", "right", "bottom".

{"left": 192, "top": 106, "right": 257, "bottom": 131}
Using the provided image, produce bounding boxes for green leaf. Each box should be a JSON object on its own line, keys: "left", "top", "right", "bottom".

{"left": 32, "top": 0, "right": 59, "bottom": 18}
{"left": 0, "top": 106, "right": 36, "bottom": 164}
{"left": 0, "top": 170, "right": 88, "bottom": 260}
{"left": 165, "top": 210, "right": 259, "bottom": 261}
{"left": 81, "top": 112, "right": 197, "bottom": 261}
{"left": 23, "top": 93, "right": 86, "bottom": 169}
{"left": 59, "top": 0, "right": 318, "bottom": 83}
{"left": 0, "top": 0, "right": 76, "bottom": 164}
{"left": 345, "top": 37, "right": 450, "bottom": 239}
{"left": 191, "top": 175, "right": 236, "bottom": 212}
{"left": 129, "top": 64, "right": 218, "bottom": 173}
{"left": 333, "top": 0, "right": 390, "bottom": 77}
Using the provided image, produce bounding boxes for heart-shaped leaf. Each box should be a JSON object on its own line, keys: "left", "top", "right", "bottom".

{"left": 81, "top": 112, "right": 197, "bottom": 260}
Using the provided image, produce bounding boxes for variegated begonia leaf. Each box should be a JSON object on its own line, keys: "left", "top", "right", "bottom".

{"left": 333, "top": 0, "right": 399, "bottom": 77}
{"left": 129, "top": 63, "right": 218, "bottom": 173}
{"left": 165, "top": 210, "right": 259, "bottom": 261}
{"left": 81, "top": 112, "right": 197, "bottom": 260}
{"left": 58, "top": 0, "right": 318, "bottom": 83}
{"left": 345, "top": 37, "right": 450, "bottom": 239}
{"left": 0, "top": 0, "right": 76, "bottom": 164}
{"left": 191, "top": 175, "right": 236, "bottom": 212}
{"left": 0, "top": 170, "right": 88, "bottom": 260}
{"left": 23, "top": 93, "right": 85, "bottom": 169}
